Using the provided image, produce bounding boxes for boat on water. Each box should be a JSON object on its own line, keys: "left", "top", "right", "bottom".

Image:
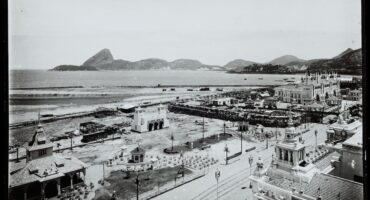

{"left": 258, "top": 78, "right": 263, "bottom": 80}
{"left": 244, "top": 78, "right": 247, "bottom": 80}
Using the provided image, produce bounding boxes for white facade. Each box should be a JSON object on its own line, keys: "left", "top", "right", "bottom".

{"left": 212, "top": 98, "right": 231, "bottom": 106}
{"left": 131, "top": 104, "right": 169, "bottom": 133}
{"left": 274, "top": 72, "right": 340, "bottom": 104}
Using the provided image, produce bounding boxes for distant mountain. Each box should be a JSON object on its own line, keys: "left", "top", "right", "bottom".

{"left": 51, "top": 48, "right": 223, "bottom": 71}
{"left": 332, "top": 48, "right": 354, "bottom": 59}
{"left": 269, "top": 55, "right": 305, "bottom": 65}
{"left": 50, "top": 65, "right": 98, "bottom": 71}
{"left": 82, "top": 48, "right": 114, "bottom": 67}
{"left": 224, "top": 59, "right": 258, "bottom": 70}
{"left": 307, "top": 48, "right": 362, "bottom": 74}
{"left": 51, "top": 48, "right": 362, "bottom": 74}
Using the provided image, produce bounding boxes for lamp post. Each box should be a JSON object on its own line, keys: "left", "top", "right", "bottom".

{"left": 202, "top": 115, "right": 205, "bottom": 143}
{"left": 215, "top": 169, "right": 220, "bottom": 200}
{"left": 171, "top": 132, "right": 174, "bottom": 152}
{"left": 224, "top": 144, "right": 229, "bottom": 165}
{"left": 135, "top": 173, "right": 140, "bottom": 200}
{"left": 265, "top": 132, "right": 269, "bottom": 149}
{"left": 249, "top": 155, "right": 254, "bottom": 188}
{"left": 315, "top": 130, "right": 318, "bottom": 153}
{"left": 240, "top": 123, "right": 243, "bottom": 153}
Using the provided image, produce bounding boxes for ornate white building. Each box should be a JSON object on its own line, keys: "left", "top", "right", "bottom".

{"left": 131, "top": 104, "right": 169, "bottom": 133}
{"left": 248, "top": 112, "right": 363, "bottom": 200}
{"left": 274, "top": 72, "right": 340, "bottom": 104}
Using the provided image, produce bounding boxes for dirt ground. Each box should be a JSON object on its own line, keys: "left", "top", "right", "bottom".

{"left": 95, "top": 167, "right": 192, "bottom": 200}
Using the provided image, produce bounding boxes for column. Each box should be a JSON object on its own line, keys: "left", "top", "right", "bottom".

{"left": 282, "top": 149, "right": 285, "bottom": 161}
{"left": 69, "top": 174, "right": 74, "bottom": 189}
{"left": 83, "top": 169, "right": 86, "bottom": 183}
{"left": 57, "top": 179, "right": 61, "bottom": 196}
{"left": 287, "top": 151, "right": 291, "bottom": 163}
{"left": 290, "top": 151, "right": 293, "bottom": 163}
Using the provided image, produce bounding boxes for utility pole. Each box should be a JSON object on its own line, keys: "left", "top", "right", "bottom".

{"left": 215, "top": 169, "right": 220, "bottom": 200}
{"left": 240, "top": 129, "right": 243, "bottom": 153}
{"left": 171, "top": 132, "right": 174, "bottom": 151}
{"left": 202, "top": 116, "right": 205, "bottom": 143}
{"left": 102, "top": 161, "right": 105, "bottom": 185}
{"left": 135, "top": 173, "right": 140, "bottom": 200}
{"left": 249, "top": 156, "right": 253, "bottom": 188}
{"left": 70, "top": 131, "right": 73, "bottom": 152}
{"left": 224, "top": 144, "right": 229, "bottom": 165}
{"left": 315, "top": 130, "right": 318, "bottom": 153}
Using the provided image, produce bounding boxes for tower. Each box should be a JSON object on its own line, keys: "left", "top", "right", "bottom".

{"left": 26, "top": 116, "right": 53, "bottom": 162}
{"left": 274, "top": 110, "right": 306, "bottom": 171}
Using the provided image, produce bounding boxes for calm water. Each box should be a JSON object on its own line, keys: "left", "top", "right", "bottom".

{"left": 10, "top": 70, "right": 304, "bottom": 88}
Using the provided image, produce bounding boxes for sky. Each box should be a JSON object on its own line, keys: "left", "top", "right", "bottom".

{"left": 9, "top": 0, "right": 361, "bottom": 69}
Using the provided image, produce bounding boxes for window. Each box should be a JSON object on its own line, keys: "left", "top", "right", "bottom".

{"left": 38, "top": 149, "right": 46, "bottom": 156}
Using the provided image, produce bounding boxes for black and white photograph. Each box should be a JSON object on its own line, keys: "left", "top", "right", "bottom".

{"left": 7, "top": 0, "right": 364, "bottom": 199}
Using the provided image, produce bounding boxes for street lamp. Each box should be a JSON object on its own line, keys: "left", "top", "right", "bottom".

{"left": 314, "top": 130, "right": 318, "bottom": 153}
{"left": 249, "top": 155, "right": 254, "bottom": 188}
{"left": 265, "top": 132, "right": 269, "bottom": 149}
{"left": 134, "top": 172, "right": 140, "bottom": 200}
{"left": 171, "top": 132, "right": 174, "bottom": 152}
{"left": 224, "top": 144, "right": 229, "bottom": 165}
{"left": 215, "top": 169, "right": 220, "bottom": 200}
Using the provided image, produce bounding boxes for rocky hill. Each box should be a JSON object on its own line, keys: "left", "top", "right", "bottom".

{"left": 224, "top": 59, "right": 258, "bottom": 70}
{"left": 284, "top": 48, "right": 362, "bottom": 74}
{"left": 268, "top": 55, "right": 305, "bottom": 65}
{"left": 82, "top": 48, "right": 114, "bottom": 67}
{"left": 51, "top": 48, "right": 223, "bottom": 71}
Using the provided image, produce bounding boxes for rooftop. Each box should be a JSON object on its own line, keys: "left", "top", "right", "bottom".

{"left": 343, "top": 129, "right": 362, "bottom": 148}
{"left": 9, "top": 155, "right": 87, "bottom": 188}
{"left": 304, "top": 173, "right": 363, "bottom": 200}
{"left": 131, "top": 147, "right": 145, "bottom": 154}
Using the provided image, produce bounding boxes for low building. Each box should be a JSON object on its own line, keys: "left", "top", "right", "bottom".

{"left": 245, "top": 96, "right": 255, "bottom": 108}
{"left": 326, "top": 96, "right": 342, "bottom": 106}
{"left": 253, "top": 98, "right": 264, "bottom": 108}
{"left": 212, "top": 98, "right": 231, "bottom": 106}
{"left": 130, "top": 146, "right": 146, "bottom": 163}
{"left": 326, "top": 113, "right": 362, "bottom": 143}
{"left": 348, "top": 88, "right": 362, "bottom": 101}
{"left": 264, "top": 97, "right": 278, "bottom": 108}
{"left": 274, "top": 72, "right": 340, "bottom": 104}
{"left": 9, "top": 122, "right": 86, "bottom": 200}
{"left": 303, "top": 101, "right": 326, "bottom": 112}
{"left": 131, "top": 104, "right": 169, "bottom": 133}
